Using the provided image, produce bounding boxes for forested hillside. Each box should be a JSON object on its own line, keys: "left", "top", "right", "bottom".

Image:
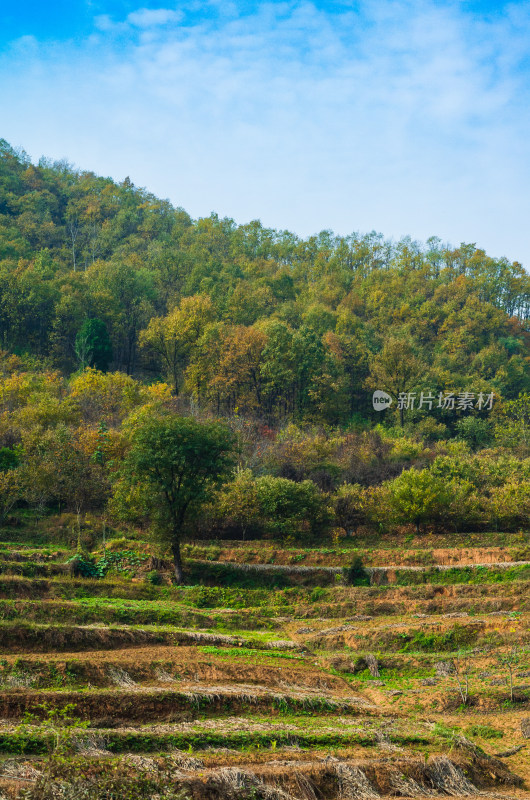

{"left": 1, "top": 138, "right": 529, "bottom": 543}
{"left": 1, "top": 138, "right": 529, "bottom": 424}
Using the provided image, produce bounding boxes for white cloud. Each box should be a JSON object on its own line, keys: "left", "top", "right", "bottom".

{"left": 8, "top": 34, "right": 40, "bottom": 53}
{"left": 1, "top": 0, "right": 530, "bottom": 265}
{"left": 93, "top": 14, "right": 113, "bottom": 31}
{"left": 126, "top": 8, "right": 183, "bottom": 28}
{"left": 93, "top": 7, "right": 182, "bottom": 34}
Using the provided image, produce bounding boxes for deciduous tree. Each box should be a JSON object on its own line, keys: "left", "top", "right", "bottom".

{"left": 139, "top": 295, "right": 214, "bottom": 393}
{"left": 115, "top": 413, "right": 235, "bottom": 583}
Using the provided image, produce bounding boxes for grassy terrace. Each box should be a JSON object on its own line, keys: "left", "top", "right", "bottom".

{"left": 0, "top": 598, "right": 279, "bottom": 631}
{"left": 0, "top": 715, "right": 433, "bottom": 755}
{"left": 0, "top": 523, "right": 528, "bottom": 798}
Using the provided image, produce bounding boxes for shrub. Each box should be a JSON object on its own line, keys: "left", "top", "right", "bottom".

{"left": 493, "top": 393, "right": 530, "bottom": 452}
{"left": 333, "top": 483, "right": 367, "bottom": 536}
{"left": 487, "top": 481, "right": 530, "bottom": 531}
{"left": 387, "top": 468, "right": 452, "bottom": 533}
{"left": 145, "top": 570, "right": 163, "bottom": 585}
{"left": 255, "top": 475, "right": 332, "bottom": 541}
{"left": 387, "top": 467, "right": 479, "bottom": 533}
{"left": 361, "top": 483, "right": 393, "bottom": 532}
{"left": 344, "top": 556, "right": 370, "bottom": 586}
{"left": 262, "top": 424, "right": 339, "bottom": 484}
{"left": 455, "top": 416, "right": 493, "bottom": 450}
{"left": 413, "top": 416, "right": 449, "bottom": 443}
{"left": 66, "top": 553, "right": 100, "bottom": 579}
{"left": 214, "top": 469, "right": 261, "bottom": 540}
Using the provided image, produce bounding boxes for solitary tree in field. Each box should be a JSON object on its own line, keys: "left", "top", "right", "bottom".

{"left": 118, "top": 414, "right": 235, "bottom": 583}
{"left": 495, "top": 644, "right": 522, "bottom": 703}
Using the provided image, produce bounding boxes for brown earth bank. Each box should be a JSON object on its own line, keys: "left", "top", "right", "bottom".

{"left": 0, "top": 574, "right": 529, "bottom": 608}
{"left": 0, "top": 552, "right": 64, "bottom": 563}
{"left": 287, "top": 581, "right": 530, "bottom": 616}
{"left": 0, "top": 576, "right": 163, "bottom": 600}
{"left": 0, "top": 625, "right": 297, "bottom": 654}
{"left": 0, "top": 648, "right": 347, "bottom": 692}
{"left": 183, "top": 541, "right": 530, "bottom": 568}
{"left": 293, "top": 615, "right": 529, "bottom": 651}
{"left": 0, "top": 747, "right": 522, "bottom": 800}
{"left": 0, "top": 687, "right": 370, "bottom": 724}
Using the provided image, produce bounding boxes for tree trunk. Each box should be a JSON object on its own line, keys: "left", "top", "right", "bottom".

{"left": 172, "top": 537, "right": 183, "bottom": 584}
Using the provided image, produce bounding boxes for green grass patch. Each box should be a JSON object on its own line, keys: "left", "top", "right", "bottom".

{"left": 185, "top": 560, "right": 338, "bottom": 589}
{"left": 466, "top": 724, "right": 504, "bottom": 740}
{"left": 393, "top": 564, "right": 530, "bottom": 587}
{"left": 198, "top": 646, "right": 304, "bottom": 660}
{"left": 0, "top": 724, "right": 432, "bottom": 755}
{"left": 395, "top": 625, "right": 481, "bottom": 653}
{"left": 0, "top": 598, "right": 276, "bottom": 632}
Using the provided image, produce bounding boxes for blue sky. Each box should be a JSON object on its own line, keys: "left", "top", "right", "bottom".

{"left": 1, "top": 0, "right": 530, "bottom": 266}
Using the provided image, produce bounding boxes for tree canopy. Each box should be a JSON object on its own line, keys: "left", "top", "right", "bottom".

{"left": 115, "top": 413, "right": 235, "bottom": 582}
{"left": 0, "top": 139, "right": 528, "bottom": 427}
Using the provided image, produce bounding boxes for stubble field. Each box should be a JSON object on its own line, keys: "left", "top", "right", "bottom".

{"left": 0, "top": 525, "right": 528, "bottom": 799}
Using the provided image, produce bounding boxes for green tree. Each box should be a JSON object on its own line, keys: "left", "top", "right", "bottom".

{"left": 255, "top": 475, "right": 331, "bottom": 541}
{"left": 488, "top": 481, "right": 530, "bottom": 531}
{"left": 75, "top": 318, "right": 113, "bottom": 371}
{"left": 21, "top": 425, "right": 109, "bottom": 519}
{"left": 388, "top": 467, "right": 452, "bottom": 533}
{"left": 116, "top": 413, "right": 235, "bottom": 583}
{"left": 259, "top": 320, "right": 296, "bottom": 417}
{"left": 455, "top": 416, "right": 493, "bottom": 450}
{"left": 216, "top": 468, "right": 260, "bottom": 540}
{"left": 333, "top": 483, "right": 368, "bottom": 536}
{"left": 0, "top": 447, "right": 18, "bottom": 471}
{"left": 366, "top": 337, "right": 427, "bottom": 426}
{"left": 494, "top": 393, "right": 530, "bottom": 451}
{"left": 0, "top": 470, "right": 21, "bottom": 525}
{"left": 87, "top": 259, "right": 155, "bottom": 374}
{"left": 0, "top": 446, "right": 21, "bottom": 524}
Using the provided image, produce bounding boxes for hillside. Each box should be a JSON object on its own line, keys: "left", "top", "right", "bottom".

{"left": 0, "top": 137, "right": 529, "bottom": 425}
{"left": 0, "top": 140, "right": 529, "bottom": 798}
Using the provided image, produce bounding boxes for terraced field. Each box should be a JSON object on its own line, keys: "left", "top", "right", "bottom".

{"left": 0, "top": 532, "right": 529, "bottom": 799}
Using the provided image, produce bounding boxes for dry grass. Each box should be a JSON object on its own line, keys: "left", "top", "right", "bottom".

{"left": 107, "top": 666, "right": 138, "bottom": 688}
{"left": 0, "top": 537, "right": 528, "bottom": 798}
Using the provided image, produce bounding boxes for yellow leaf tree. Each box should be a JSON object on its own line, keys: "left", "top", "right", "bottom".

{"left": 139, "top": 295, "right": 214, "bottom": 393}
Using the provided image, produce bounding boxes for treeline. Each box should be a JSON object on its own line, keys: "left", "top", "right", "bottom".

{"left": 1, "top": 139, "right": 529, "bottom": 429}
{"left": 0, "top": 362, "right": 528, "bottom": 539}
